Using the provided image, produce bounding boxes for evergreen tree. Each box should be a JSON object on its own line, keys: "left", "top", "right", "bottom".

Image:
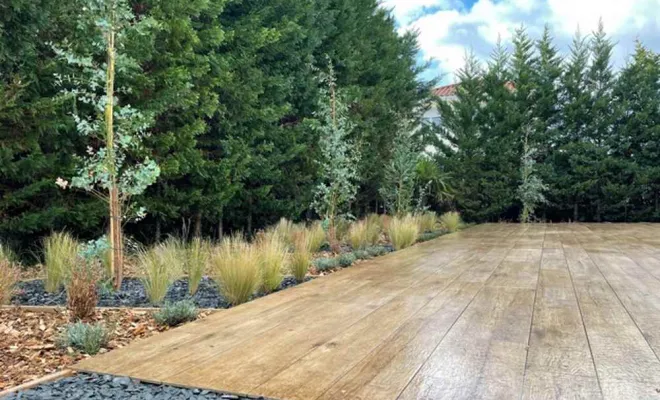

{"left": 437, "top": 52, "right": 486, "bottom": 221}
{"left": 612, "top": 43, "right": 660, "bottom": 220}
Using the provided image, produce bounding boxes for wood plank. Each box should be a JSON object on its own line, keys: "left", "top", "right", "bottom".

{"left": 398, "top": 285, "right": 536, "bottom": 400}
{"left": 565, "top": 246, "right": 660, "bottom": 397}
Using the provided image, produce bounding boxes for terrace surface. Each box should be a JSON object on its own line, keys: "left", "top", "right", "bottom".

{"left": 74, "top": 223, "right": 660, "bottom": 399}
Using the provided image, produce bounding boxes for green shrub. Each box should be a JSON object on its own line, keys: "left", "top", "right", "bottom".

{"left": 440, "top": 211, "right": 462, "bottom": 232}
{"left": 44, "top": 232, "right": 79, "bottom": 293}
{"left": 366, "top": 245, "right": 389, "bottom": 257}
{"left": 212, "top": 236, "right": 261, "bottom": 306}
{"left": 354, "top": 250, "right": 371, "bottom": 260}
{"left": 416, "top": 211, "right": 438, "bottom": 233}
{"left": 255, "top": 231, "right": 288, "bottom": 293}
{"left": 418, "top": 230, "right": 445, "bottom": 243}
{"left": 185, "top": 238, "right": 210, "bottom": 295}
{"left": 153, "top": 300, "right": 198, "bottom": 327}
{"left": 337, "top": 252, "right": 356, "bottom": 267}
{"left": 138, "top": 241, "right": 183, "bottom": 304}
{"left": 58, "top": 322, "right": 109, "bottom": 355}
{"left": 388, "top": 214, "right": 420, "bottom": 250}
{"left": 313, "top": 257, "right": 339, "bottom": 271}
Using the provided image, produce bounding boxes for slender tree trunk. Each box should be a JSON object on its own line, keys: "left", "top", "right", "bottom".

{"left": 194, "top": 211, "right": 202, "bottom": 238}
{"left": 217, "top": 217, "right": 223, "bottom": 240}
{"left": 573, "top": 202, "right": 578, "bottom": 222}
{"left": 247, "top": 195, "right": 253, "bottom": 235}
{"left": 155, "top": 219, "right": 161, "bottom": 243}
{"left": 105, "top": 21, "right": 123, "bottom": 290}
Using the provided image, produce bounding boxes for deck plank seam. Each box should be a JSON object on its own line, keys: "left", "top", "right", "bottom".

{"left": 518, "top": 223, "right": 547, "bottom": 400}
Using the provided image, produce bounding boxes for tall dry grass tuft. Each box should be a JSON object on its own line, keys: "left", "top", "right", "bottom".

{"left": 388, "top": 214, "right": 420, "bottom": 250}
{"left": 347, "top": 220, "right": 370, "bottom": 250}
{"left": 416, "top": 211, "right": 438, "bottom": 233}
{"left": 44, "top": 232, "right": 79, "bottom": 293}
{"left": 440, "top": 211, "right": 462, "bottom": 232}
{"left": 0, "top": 250, "right": 20, "bottom": 305}
{"left": 138, "top": 240, "right": 183, "bottom": 304}
{"left": 307, "top": 221, "right": 327, "bottom": 252}
{"left": 365, "top": 216, "right": 382, "bottom": 245}
{"left": 185, "top": 238, "right": 211, "bottom": 295}
{"left": 270, "top": 217, "right": 296, "bottom": 245}
{"left": 212, "top": 235, "right": 261, "bottom": 306}
{"left": 290, "top": 230, "right": 311, "bottom": 283}
{"left": 255, "top": 231, "right": 288, "bottom": 293}
{"left": 66, "top": 257, "right": 102, "bottom": 321}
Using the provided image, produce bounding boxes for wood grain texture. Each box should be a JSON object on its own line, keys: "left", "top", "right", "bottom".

{"left": 73, "top": 224, "right": 660, "bottom": 400}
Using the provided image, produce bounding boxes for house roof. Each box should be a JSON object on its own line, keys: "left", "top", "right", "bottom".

{"left": 432, "top": 83, "right": 460, "bottom": 97}
{"left": 432, "top": 81, "right": 515, "bottom": 97}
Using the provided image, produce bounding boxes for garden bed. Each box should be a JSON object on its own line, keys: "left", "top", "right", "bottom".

{"left": 11, "top": 276, "right": 303, "bottom": 309}
{"left": 0, "top": 307, "right": 211, "bottom": 390}
{"left": 2, "top": 372, "right": 267, "bottom": 399}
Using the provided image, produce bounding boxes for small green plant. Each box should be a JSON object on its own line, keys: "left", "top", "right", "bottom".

{"left": 212, "top": 236, "right": 261, "bottom": 306}
{"left": 416, "top": 211, "right": 438, "bottom": 233}
{"left": 255, "top": 231, "right": 288, "bottom": 294}
{"left": 58, "top": 322, "right": 109, "bottom": 355}
{"left": 307, "top": 222, "right": 327, "bottom": 253}
{"left": 0, "top": 255, "right": 20, "bottom": 305}
{"left": 290, "top": 232, "right": 311, "bottom": 282}
{"left": 153, "top": 300, "right": 198, "bottom": 327}
{"left": 388, "top": 214, "right": 420, "bottom": 250}
{"left": 313, "top": 257, "right": 339, "bottom": 271}
{"left": 337, "top": 252, "right": 356, "bottom": 267}
{"left": 354, "top": 250, "right": 371, "bottom": 260}
{"left": 185, "top": 238, "right": 210, "bottom": 295}
{"left": 347, "top": 220, "right": 370, "bottom": 250}
{"left": 366, "top": 245, "right": 389, "bottom": 257}
{"left": 138, "top": 241, "right": 183, "bottom": 304}
{"left": 439, "top": 211, "right": 462, "bottom": 233}
{"left": 44, "top": 232, "right": 79, "bottom": 293}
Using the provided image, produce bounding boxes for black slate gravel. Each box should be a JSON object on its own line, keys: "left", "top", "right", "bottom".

{"left": 12, "top": 276, "right": 305, "bottom": 309}
{"left": 2, "top": 373, "right": 270, "bottom": 400}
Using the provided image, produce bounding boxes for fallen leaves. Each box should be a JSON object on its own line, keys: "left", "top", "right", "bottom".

{"left": 0, "top": 307, "right": 210, "bottom": 390}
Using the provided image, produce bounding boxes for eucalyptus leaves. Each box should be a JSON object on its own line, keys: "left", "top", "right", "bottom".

{"left": 54, "top": 0, "right": 160, "bottom": 288}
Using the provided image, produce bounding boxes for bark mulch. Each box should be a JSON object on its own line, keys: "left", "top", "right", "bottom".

{"left": 0, "top": 307, "right": 209, "bottom": 390}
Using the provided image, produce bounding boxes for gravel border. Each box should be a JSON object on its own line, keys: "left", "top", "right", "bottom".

{"left": 11, "top": 276, "right": 305, "bottom": 309}
{"left": 2, "top": 373, "right": 270, "bottom": 400}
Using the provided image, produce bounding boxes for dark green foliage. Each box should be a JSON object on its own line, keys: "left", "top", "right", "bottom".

{"left": 57, "top": 322, "right": 109, "bottom": 355}
{"left": 431, "top": 24, "right": 660, "bottom": 223}
{"left": 153, "top": 300, "right": 198, "bottom": 327}
{"left": 0, "top": 0, "right": 426, "bottom": 252}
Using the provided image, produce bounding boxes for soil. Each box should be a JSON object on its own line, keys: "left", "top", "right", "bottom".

{"left": 0, "top": 307, "right": 212, "bottom": 390}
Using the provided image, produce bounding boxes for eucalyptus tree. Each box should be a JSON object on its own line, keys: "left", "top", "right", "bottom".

{"left": 53, "top": 0, "right": 160, "bottom": 288}
{"left": 312, "top": 63, "right": 360, "bottom": 251}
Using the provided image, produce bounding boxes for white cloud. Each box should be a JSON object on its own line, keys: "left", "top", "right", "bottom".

{"left": 383, "top": 0, "right": 660, "bottom": 83}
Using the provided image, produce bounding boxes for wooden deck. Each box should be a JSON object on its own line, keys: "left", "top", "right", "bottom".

{"left": 74, "top": 223, "right": 660, "bottom": 399}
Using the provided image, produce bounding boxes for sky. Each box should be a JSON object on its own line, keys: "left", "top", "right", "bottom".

{"left": 380, "top": 0, "right": 660, "bottom": 84}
